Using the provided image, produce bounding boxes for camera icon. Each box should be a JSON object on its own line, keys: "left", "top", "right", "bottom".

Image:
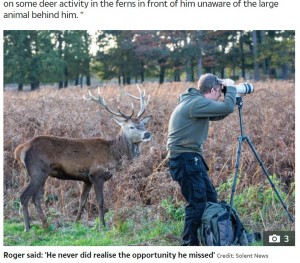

{"left": 269, "top": 234, "right": 281, "bottom": 243}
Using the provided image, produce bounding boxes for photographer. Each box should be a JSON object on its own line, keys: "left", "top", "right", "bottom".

{"left": 167, "top": 73, "right": 237, "bottom": 246}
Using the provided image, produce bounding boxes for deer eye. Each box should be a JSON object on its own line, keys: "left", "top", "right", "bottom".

{"left": 130, "top": 126, "right": 135, "bottom": 129}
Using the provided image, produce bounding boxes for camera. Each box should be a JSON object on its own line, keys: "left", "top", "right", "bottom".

{"left": 218, "top": 78, "right": 254, "bottom": 96}
{"left": 269, "top": 234, "right": 280, "bottom": 243}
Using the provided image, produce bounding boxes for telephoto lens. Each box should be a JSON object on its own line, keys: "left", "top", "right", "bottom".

{"left": 235, "top": 83, "right": 254, "bottom": 95}
{"left": 217, "top": 78, "right": 254, "bottom": 96}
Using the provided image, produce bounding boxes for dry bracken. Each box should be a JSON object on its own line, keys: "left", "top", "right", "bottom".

{"left": 4, "top": 80, "right": 295, "bottom": 227}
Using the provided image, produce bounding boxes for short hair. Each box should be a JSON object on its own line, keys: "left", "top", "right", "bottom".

{"left": 198, "top": 73, "right": 221, "bottom": 94}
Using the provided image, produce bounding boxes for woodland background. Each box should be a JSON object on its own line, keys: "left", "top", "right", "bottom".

{"left": 4, "top": 30, "right": 295, "bottom": 89}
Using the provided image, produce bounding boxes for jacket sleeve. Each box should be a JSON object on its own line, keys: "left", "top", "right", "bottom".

{"left": 190, "top": 86, "right": 237, "bottom": 118}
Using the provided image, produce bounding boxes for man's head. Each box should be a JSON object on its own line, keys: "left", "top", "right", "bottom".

{"left": 198, "top": 73, "right": 222, "bottom": 101}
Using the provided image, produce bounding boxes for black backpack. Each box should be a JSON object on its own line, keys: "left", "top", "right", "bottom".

{"left": 198, "top": 201, "right": 251, "bottom": 246}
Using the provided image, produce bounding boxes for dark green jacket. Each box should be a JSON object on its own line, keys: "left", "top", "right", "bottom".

{"left": 167, "top": 86, "right": 237, "bottom": 158}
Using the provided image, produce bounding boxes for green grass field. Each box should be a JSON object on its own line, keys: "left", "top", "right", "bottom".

{"left": 4, "top": 202, "right": 183, "bottom": 246}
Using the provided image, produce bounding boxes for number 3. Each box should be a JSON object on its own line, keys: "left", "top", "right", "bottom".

{"left": 284, "top": 235, "right": 289, "bottom": 242}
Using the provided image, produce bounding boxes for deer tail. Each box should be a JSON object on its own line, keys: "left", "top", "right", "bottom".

{"left": 14, "top": 143, "right": 30, "bottom": 166}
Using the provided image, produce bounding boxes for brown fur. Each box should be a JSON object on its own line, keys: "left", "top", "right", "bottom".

{"left": 15, "top": 117, "right": 151, "bottom": 232}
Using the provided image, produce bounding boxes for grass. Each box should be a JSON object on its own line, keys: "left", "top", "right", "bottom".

{"left": 4, "top": 204, "right": 183, "bottom": 246}
{"left": 4, "top": 187, "right": 293, "bottom": 246}
{"left": 216, "top": 173, "right": 295, "bottom": 232}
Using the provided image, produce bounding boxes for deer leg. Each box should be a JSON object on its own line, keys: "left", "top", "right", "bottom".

{"left": 91, "top": 177, "right": 105, "bottom": 228}
{"left": 75, "top": 182, "right": 92, "bottom": 222}
{"left": 32, "top": 186, "right": 48, "bottom": 229}
{"left": 20, "top": 181, "right": 38, "bottom": 232}
{"left": 21, "top": 159, "right": 49, "bottom": 232}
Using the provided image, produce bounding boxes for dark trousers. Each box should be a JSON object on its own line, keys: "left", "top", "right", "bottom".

{"left": 168, "top": 153, "right": 217, "bottom": 246}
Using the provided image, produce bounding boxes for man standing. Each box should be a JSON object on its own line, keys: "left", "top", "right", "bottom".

{"left": 167, "top": 73, "right": 237, "bottom": 246}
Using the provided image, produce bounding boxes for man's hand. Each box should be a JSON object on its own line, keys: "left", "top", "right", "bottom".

{"left": 221, "top": 79, "right": 235, "bottom": 87}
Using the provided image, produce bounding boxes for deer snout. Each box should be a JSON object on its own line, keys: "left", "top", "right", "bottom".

{"left": 143, "top": 132, "right": 151, "bottom": 141}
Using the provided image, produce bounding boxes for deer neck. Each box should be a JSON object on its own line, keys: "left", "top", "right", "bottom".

{"left": 132, "top": 143, "right": 141, "bottom": 158}
{"left": 111, "top": 133, "right": 141, "bottom": 161}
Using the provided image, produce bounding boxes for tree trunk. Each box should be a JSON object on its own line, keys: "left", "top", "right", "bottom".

{"left": 57, "top": 31, "right": 64, "bottom": 89}
{"left": 80, "top": 74, "right": 84, "bottom": 88}
{"left": 86, "top": 74, "right": 91, "bottom": 86}
{"left": 31, "top": 81, "right": 39, "bottom": 90}
{"left": 158, "top": 58, "right": 166, "bottom": 84}
{"left": 174, "top": 68, "right": 180, "bottom": 82}
{"left": 260, "top": 31, "right": 267, "bottom": 76}
{"left": 239, "top": 33, "right": 245, "bottom": 79}
{"left": 252, "top": 30, "right": 260, "bottom": 81}
{"left": 118, "top": 74, "right": 121, "bottom": 85}
{"left": 140, "top": 60, "right": 145, "bottom": 83}
{"left": 18, "top": 83, "right": 23, "bottom": 91}
{"left": 282, "top": 64, "right": 288, "bottom": 79}
{"left": 197, "top": 56, "right": 202, "bottom": 78}
{"left": 197, "top": 30, "right": 203, "bottom": 79}
{"left": 64, "top": 67, "right": 68, "bottom": 87}
{"left": 84, "top": 31, "right": 91, "bottom": 86}
{"left": 185, "top": 58, "right": 193, "bottom": 82}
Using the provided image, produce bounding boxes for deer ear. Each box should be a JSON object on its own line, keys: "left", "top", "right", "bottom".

{"left": 112, "top": 117, "right": 127, "bottom": 126}
{"left": 141, "top": 116, "right": 152, "bottom": 126}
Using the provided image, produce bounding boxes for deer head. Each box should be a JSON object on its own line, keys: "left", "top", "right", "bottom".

{"left": 84, "top": 85, "right": 152, "bottom": 156}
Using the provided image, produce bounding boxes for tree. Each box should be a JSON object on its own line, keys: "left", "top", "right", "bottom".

{"left": 55, "top": 31, "right": 92, "bottom": 88}
{"left": 239, "top": 31, "right": 246, "bottom": 79}
{"left": 194, "top": 30, "right": 206, "bottom": 80}
{"left": 252, "top": 30, "right": 260, "bottom": 81}
{"left": 4, "top": 31, "right": 28, "bottom": 90}
{"left": 258, "top": 30, "right": 295, "bottom": 79}
{"left": 96, "top": 31, "right": 136, "bottom": 85}
{"left": 4, "top": 30, "right": 58, "bottom": 90}
{"left": 133, "top": 31, "right": 169, "bottom": 83}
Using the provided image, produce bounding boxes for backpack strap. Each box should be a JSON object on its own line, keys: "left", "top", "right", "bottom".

{"left": 225, "top": 203, "right": 245, "bottom": 244}
{"left": 230, "top": 208, "right": 243, "bottom": 244}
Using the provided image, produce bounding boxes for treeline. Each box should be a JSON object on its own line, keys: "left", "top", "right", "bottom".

{"left": 4, "top": 30, "right": 91, "bottom": 90}
{"left": 4, "top": 30, "right": 295, "bottom": 90}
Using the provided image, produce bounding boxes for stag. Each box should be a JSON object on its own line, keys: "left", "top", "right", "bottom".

{"left": 14, "top": 86, "right": 152, "bottom": 232}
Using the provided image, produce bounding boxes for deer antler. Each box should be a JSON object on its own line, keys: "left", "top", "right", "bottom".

{"left": 83, "top": 87, "right": 134, "bottom": 120}
{"left": 127, "top": 85, "right": 150, "bottom": 118}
